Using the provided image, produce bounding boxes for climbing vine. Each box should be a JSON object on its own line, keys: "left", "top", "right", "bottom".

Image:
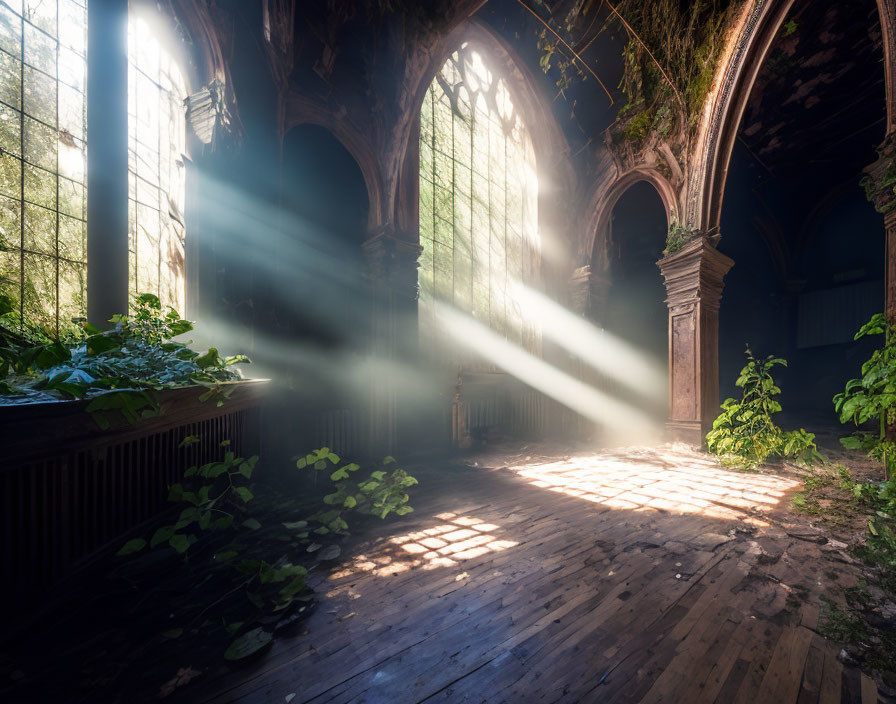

{"left": 608, "top": 0, "right": 744, "bottom": 152}
{"left": 527, "top": 0, "right": 743, "bottom": 153}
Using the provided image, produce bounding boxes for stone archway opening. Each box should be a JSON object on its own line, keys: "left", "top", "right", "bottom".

{"left": 602, "top": 181, "right": 670, "bottom": 425}
{"left": 717, "top": 0, "right": 887, "bottom": 430}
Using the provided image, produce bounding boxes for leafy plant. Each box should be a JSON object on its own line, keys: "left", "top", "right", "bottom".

{"left": 0, "top": 292, "right": 249, "bottom": 427}
{"left": 297, "top": 448, "right": 418, "bottom": 533}
{"left": 663, "top": 222, "right": 700, "bottom": 255}
{"left": 834, "top": 313, "right": 896, "bottom": 480}
{"left": 118, "top": 439, "right": 260, "bottom": 557}
{"left": 118, "top": 440, "right": 312, "bottom": 659}
{"left": 706, "top": 348, "right": 821, "bottom": 468}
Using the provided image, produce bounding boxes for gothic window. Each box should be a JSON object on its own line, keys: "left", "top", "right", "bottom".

{"left": 418, "top": 43, "right": 539, "bottom": 363}
{"left": 0, "top": 0, "right": 87, "bottom": 334}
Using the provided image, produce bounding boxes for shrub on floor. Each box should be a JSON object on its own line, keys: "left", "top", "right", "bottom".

{"left": 706, "top": 348, "right": 820, "bottom": 469}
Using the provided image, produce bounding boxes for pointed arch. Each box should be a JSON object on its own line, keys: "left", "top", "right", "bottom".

{"left": 692, "top": 0, "right": 896, "bottom": 230}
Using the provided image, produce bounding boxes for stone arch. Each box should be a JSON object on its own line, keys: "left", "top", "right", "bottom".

{"left": 692, "top": 0, "right": 896, "bottom": 231}
{"left": 283, "top": 96, "right": 386, "bottom": 232}
{"left": 587, "top": 168, "right": 677, "bottom": 275}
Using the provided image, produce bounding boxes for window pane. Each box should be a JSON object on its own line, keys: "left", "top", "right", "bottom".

{"left": 418, "top": 45, "right": 539, "bottom": 368}
{"left": 0, "top": 0, "right": 86, "bottom": 335}
{"left": 128, "top": 13, "right": 187, "bottom": 313}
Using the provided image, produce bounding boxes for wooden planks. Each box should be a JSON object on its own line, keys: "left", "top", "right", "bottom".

{"left": 189, "top": 448, "right": 875, "bottom": 704}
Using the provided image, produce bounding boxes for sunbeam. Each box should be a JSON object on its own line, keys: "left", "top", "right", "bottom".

{"left": 512, "top": 282, "right": 667, "bottom": 401}
{"left": 432, "top": 301, "right": 660, "bottom": 439}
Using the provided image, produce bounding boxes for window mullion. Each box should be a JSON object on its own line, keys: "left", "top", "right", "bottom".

{"left": 87, "top": 0, "right": 130, "bottom": 326}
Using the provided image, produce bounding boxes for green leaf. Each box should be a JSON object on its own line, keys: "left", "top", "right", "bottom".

{"left": 213, "top": 516, "right": 233, "bottom": 530}
{"left": 169, "top": 533, "right": 194, "bottom": 553}
{"left": 295, "top": 457, "right": 307, "bottom": 469}
{"left": 167, "top": 483, "right": 183, "bottom": 502}
{"left": 242, "top": 518, "right": 261, "bottom": 530}
{"left": 279, "top": 575, "right": 307, "bottom": 599}
{"left": 179, "top": 435, "right": 200, "bottom": 448}
{"left": 382, "top": 456, "right": 396, "bottom": 465}
{"left": 234, "top": 487, "right": 254, "bottom": 503}
{"left": 151, "top": 525, "right": 175, "bottom": 548}
{"left": 117, "top": 538, "right": 147, "bottom": 556}
{"left": 330, "top": 468, "right": 348, "bottom": 481}
{"left": 161, "top": 628, "right": 183, "bottom": 639}
{"left": 343, "top": 495, "right": 357, "bottom": 509}
{"left": 370, "top": 471, "right": 386, "bottom": 481}
{"left": 840, "top": 436, "right": 863, "bottom": 449}
{"left": 282, "top": 520, "right": 308, "bottom": 530}
{"left": 224, "top": 627, "right": 272, "bottom": 661}
{"left": 215, "top": 550, "right": 238, "bottom": 562}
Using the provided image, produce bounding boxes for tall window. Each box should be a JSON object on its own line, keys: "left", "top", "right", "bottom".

{"left": 128, "top": 13, "right": 187, "bottom": 313}
{"left": 0, "top": 0, "right": 87, "bottom": 334}
{"left": 418, "top": 44, "right": 539, "bottom": 364}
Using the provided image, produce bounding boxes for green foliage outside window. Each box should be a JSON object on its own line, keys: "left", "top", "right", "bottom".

{"left": 0, "top": 0, "right": 89, "bottom": 336}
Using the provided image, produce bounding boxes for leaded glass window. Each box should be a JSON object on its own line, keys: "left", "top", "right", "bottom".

{"left": 418, "top": 44, "right": 539, "bottom": 364}
{"left": 128, "top": 13, "right": 187, "bottom": 313}
{"left": 0, "top": 0, "right": 87, "bottom": 334}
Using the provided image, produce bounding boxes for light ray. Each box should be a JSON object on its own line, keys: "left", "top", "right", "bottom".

{"left": 433, "top": 301, "right": 659, "bottom": 438}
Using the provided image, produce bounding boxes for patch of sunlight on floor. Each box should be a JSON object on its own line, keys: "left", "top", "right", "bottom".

{"left": 507, "top": 443, "right": 800, "bottom": 522}
{"left": 329, "top": 513, "right": 519, "bottom": 581}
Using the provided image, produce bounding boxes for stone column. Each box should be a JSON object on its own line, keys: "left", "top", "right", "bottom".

{"left": 880, "top": 209, "right": 896, "bottom": 327}
{"left": 658, "top": 237, "right": 734, "bottom": 446}
{"left": 362, "top": 230, "right": 423, "bottom": 455}
{"left": 87, "top": 0, "right": 129, "bottom": 325}
{"left": 569, "top": 265, "right": 612, "bottom": 320}
{"left": 862, "top": 134, "right": 896, "bottom": 323}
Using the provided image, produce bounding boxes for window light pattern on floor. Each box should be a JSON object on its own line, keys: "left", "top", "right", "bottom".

{"left": 330, "top": 513, "right": 518, "bottom": 580}
{"left": 507, "top": 445, "right": 800, "bottom": 522}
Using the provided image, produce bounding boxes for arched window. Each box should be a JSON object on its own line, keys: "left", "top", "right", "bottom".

{"left": 418, "top": 43, "right": 539, "bottom": 364}
{"left": 128, "top": 13, "right": 187, "bottom": 313}
{"left": 0, "top": 0, "right": 88, "bottom": 335}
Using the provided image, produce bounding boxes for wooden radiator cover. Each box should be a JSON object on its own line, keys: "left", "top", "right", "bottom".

{"left": 0, "top": 380, "right": 266, "bottom": 603}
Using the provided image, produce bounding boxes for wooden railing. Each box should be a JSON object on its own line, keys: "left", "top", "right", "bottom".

{"left": 0, "top": 380, "right": 267, "bottom": 602}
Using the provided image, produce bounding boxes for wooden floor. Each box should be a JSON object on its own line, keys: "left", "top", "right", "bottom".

{"left": 196, "top": 444, "right": 878, "bottom": 704}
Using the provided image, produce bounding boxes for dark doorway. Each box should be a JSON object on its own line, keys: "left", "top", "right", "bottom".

{"left": 718, "top": 0, "right": 886, "bottom": 428}
{"left": 605, "top": 180, "right": 669, "bottom": 422}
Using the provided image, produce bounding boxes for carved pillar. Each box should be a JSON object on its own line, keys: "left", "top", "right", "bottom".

{"left": 887, "top": 211, "right": 896, "bottom": 324}
{"left": 862, "top": 133, "right": 896, "bottom": 323}
{"left": 658, "top": 237, "right": 734, "bottom": 446}
{"left": 362, "top": 230, "right": 423, "bottom": 455}
{"left": 87, "top": 0, "right": 129, "bottom": 325}
{"left": 569, "top": 265, "right": 612, "bottom": 320}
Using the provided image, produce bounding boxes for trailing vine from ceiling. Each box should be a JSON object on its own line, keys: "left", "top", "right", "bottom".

{"left": 608, "top": 0, "right": 744, "bottom": 155}
{"left": 529, "top": 0, "right": 744, "bottom": 162}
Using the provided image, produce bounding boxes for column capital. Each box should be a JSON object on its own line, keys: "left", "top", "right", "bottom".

{"left": 657, "top": 236, "right": 734, "bottom": 313}
{"left": 362, "top": 230, "right": 423, "bottom": 300}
